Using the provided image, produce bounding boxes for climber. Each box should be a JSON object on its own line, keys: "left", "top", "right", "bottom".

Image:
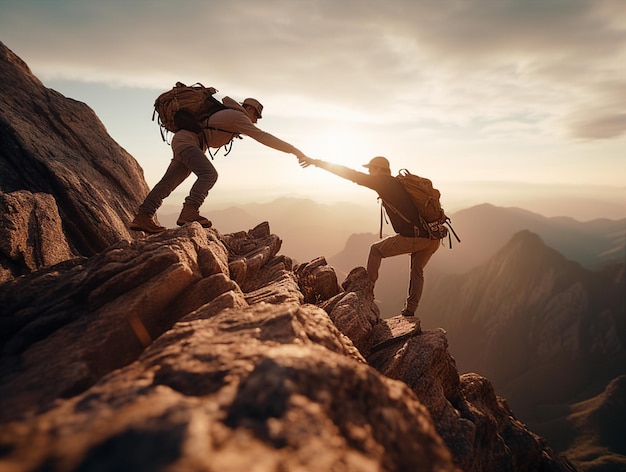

{"left": 299, "top": 156, "right": 442, "bottom": 317}
{"left": 130, "top": 97, "right": 311, "bottom": 233}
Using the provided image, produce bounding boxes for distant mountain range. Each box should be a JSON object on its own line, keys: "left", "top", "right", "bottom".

{"left": 432, "top": 203, "right": 625, "bottom": 273}
{"left": 161, "top": 199, "right": 625, "bottom": 272}
{"left": 160, "top": 198, "right": 625, "bottom": 325}
{"left": 160, "top": 197, "right": 378, "bottom": 263}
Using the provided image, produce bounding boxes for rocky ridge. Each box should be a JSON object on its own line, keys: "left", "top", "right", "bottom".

{"left": 0, "top": 222, "right": 573, "bottom": 472}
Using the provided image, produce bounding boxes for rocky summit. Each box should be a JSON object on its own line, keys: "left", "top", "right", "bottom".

{"left": 0, "top": 41, "right": 575, "bottom": 471}
{"left": 0, "top": 222, "right": 574, "bottom": 472}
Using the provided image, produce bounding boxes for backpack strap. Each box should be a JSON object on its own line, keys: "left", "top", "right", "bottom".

{"left": 380, "top": 199, "right": 422, "bottom": 238}
{"left": 378, "top": 198, "right": 391, "bottom": 238}
{"left": 379, "top": 201, "right": 384, "bottom": 239}
{"left": 383, "top": 198, "right": 459, "bottom": 246}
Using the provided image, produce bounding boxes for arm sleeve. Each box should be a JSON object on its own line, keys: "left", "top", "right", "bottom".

{"left": 312, "top": 160, "right": 373, "bottom": 187}
{"left": 226, "top": 113, "right": 299, "bottom": 155}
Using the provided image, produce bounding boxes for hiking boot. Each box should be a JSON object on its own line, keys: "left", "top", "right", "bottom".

{"left": 176, "top": 203, "right": 212, "bottom": 228}
{"left": 401, "top": 309, "right": 415, "bottom": 317}
{"left": 130, "top": 209, "right": 166, "bottom": 234}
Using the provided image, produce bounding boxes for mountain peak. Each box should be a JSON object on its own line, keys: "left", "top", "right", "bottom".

{"left": 510, "top": 228, "right": 543, "bottom": 243}
{"left": 478, "top": 229, "right": 583, "bottom": 282}
{"left": 1, "top": 41, "right": 37, "bottom": 84}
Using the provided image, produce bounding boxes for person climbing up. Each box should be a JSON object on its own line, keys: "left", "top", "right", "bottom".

{"left": 130, "top": 96, "right": 310, "bottom": 233}
{"left": 300, "top": 155, "right": 445, "bottom": 317}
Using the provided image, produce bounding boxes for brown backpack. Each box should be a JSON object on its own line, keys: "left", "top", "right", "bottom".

{"left": 384, "top": 169, "right": 460, "bottom": 246}
{"left": 152, "top": 82, "right": 227, "bottom": 141}
{"left": 397, "top": 169, "right": 445, "bottom": 223}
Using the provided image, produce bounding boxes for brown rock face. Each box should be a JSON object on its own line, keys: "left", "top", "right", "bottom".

{"left": 0, "top": 190, "right": 73, "bottom": 282}
{"left": 0, "top": 41, "right": 149, "bottom": 281}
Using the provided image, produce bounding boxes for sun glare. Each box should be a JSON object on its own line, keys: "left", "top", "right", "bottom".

{"left": 304, "top": 123, "right": 379, "bottom": 168}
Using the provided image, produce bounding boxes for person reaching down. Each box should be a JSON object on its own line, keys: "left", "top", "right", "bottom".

{"left": 131, "top": 96, "right": 310, "bottom": 233}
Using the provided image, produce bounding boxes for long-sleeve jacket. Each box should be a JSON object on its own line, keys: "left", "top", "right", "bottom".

{"left": 312, "top": 159, "right": 429, "bottom": 238}
{"left": 171, "top": 105, "right": 299, "bottom": 156}
{"left": 201, "top": 108, "right": 298, "bottom": 155}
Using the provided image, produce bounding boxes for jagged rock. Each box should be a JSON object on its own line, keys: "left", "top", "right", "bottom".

{"left": 0, "top": 41, "right": 149, "bottom": 281}
{"left": 0, "top": 219, "right": 577, "bottom": 471}
{"left": 223, "top": 222, "right": 282, "bottom": 288}
{"left": 0, "top": 221, "right": 344, "bottom": 420}
{"left": 222, "top": 222, "right": 304, "bottom": 306}
{"left": 0, "top": 223, "right": 231, "bottom": 420}
{"left": 384, "top": 336, "right": 573, "bottom": 472}
{"left": 0, "top": 225, "right": 458, "bottom": 472}
{"left": 311, "top": 264, "right": 574, "bottom": 472}
{"left": 295, "top": 256, "right": 342, "bottom": 304}
{"left": 318, "top": 267, "right": 381, "bottom": 356}
{"left": 0, "top": 190, "right": 74, "bottom": 283}
{"left": 368, "top": 327, "right": 460, "bottom": 418}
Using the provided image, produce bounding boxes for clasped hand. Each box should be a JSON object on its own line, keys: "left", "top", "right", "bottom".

{"left": 297, "top": 156, "right": 315, "bottom": 168}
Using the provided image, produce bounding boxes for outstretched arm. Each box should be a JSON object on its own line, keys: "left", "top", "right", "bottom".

{"left": 211, "top": 110, "right": 306, "bottom": 159}
{"left": 301, "top": 158, "right": 366, "bottom": 183}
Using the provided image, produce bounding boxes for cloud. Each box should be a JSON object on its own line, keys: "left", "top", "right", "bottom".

{"left": 1, "top": 0, "right": 625, "bottom": 140}
{"left": 567, "top": 110, "right": 626, "bottom": 139}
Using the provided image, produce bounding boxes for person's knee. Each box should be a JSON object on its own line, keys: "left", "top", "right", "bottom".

{"left": 198, "top": 167, "right": 218, "bottom": 185}
{"left": 369, "top": 243, "right": 383, "bottom": 258}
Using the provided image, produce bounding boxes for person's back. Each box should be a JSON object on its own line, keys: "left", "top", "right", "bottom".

{"left": 352, "top": 172, "right": 429, "bottom": 238}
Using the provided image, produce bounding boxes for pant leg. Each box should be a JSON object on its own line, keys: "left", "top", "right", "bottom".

{"left": 139, "top": 158, "right": 191, "bottom": 214}
{"left": 366, "top": 234, "right": 414, "bottom": 283}
{"left": 176, "top": 146, "right": 218, "bottom": 207}
{"left": 406, "top": 239, "right": 440, "bottom": 312}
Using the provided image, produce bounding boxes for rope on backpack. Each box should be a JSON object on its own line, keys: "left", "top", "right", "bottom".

{"left": 443, "top": 218, "right": 461, "bottom": 248}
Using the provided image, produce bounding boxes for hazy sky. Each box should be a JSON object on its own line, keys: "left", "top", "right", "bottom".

{"left": 1, "top": 0, "right": 625, "bottom": 219}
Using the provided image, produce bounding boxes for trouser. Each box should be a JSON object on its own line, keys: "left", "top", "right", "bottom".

{"left": 139, "top": 145, "right": 218, "bottom": 215}
{"left": 366, "top": 234, "right": 440, "bottom": 313}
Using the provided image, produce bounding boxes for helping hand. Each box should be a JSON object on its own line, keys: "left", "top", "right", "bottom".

{"left": 297, "top": 155, "right": 315, "bottom": 168}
